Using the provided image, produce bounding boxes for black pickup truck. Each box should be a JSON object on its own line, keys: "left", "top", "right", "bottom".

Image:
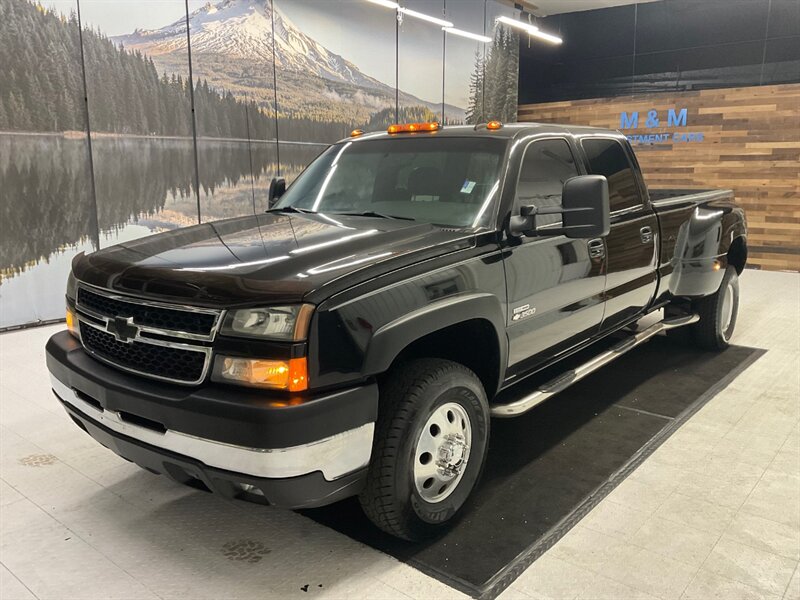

{"left": 46, "top": 122, "right": 747, "bottom": 540}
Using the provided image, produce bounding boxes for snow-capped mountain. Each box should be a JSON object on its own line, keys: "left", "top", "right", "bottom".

{"left": 114, "top": 0, "right": 388, "bottom": 92}
{"left": 113, "top": 0, "right": 465, "bottom": 126}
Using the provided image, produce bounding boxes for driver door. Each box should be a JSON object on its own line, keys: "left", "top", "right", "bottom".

{"left": 502, "top": 138, "right": 607, "bottom": 381}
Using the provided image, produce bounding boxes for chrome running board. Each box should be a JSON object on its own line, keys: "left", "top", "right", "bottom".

{"left": 490, "top": 314, "right": 700, "bottom": 418}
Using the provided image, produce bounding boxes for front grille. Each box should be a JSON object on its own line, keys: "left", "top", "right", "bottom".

{"left": 80, "top": 323, "right": 207, "bottom": 384}
{"left": 78, "top": 287, "right": 217, "bottom": 336}
{"left": 75, "top": 284, "right": 221, "bottom": 385}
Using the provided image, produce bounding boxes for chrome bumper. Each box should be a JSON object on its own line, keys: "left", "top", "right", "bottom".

{"left": 51, "top": 375, "right": 374, "bottom": 481}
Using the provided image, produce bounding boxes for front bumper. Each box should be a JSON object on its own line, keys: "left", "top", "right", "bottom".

{"left": 46, "top": 331, "right": 378, "bottom": 508}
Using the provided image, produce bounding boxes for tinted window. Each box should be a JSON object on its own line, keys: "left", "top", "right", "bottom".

{"left": 581, "top": 138, "right": 641, "bottom": 211}
{"left": 276, "top": 137, "right": 505, "bottom": 228}
{"left": 515, "top": 139, "right": 579, "bottom": 226}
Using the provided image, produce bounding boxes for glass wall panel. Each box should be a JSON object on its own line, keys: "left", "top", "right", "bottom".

{"left": 273, "top": 0, "right": 397, "bottom": 181}
{"left": 187, "top": 0, "right": 278, "bottom": 221}
{"left": 398, "top": 0, "right": 445, "bottom": 123}
{"left": 444, "top": 0, "right": 486, "bottom": 125}
{"left": 0, "top": 0, "right": 94, "bottom": 327}
{"left": 483, "top": 0, "right": 520, "bottom": 122}
{"left": 80, "top": 0, "right": 199, "bottom": 247}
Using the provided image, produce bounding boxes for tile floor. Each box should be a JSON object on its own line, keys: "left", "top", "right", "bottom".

{"left": 1, "top": 269, "right": 798, "bottom": 600}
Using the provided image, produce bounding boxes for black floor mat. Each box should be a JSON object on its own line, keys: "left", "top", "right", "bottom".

{"left": 304, "top": 338, "right": 763, "bottom": 599}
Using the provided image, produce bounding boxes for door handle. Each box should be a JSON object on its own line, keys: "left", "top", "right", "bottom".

{"left": 587, "top": 238, "right": 605, "bottom": 259}
{"left": 640, "top": 226, "right": 654, "bottom": 244}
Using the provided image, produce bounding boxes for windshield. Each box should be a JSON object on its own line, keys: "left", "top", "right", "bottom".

{"left": 275, "top": 137, "right": 506, "bottom": 228}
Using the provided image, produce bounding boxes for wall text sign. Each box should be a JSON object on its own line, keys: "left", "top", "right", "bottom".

{"left": 619, "top": 108, "right": 704, "bottom": 144}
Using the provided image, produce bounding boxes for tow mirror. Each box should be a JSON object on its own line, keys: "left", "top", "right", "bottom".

{"left": 268, "top": 177, "right": 286, "bottom": 208}
{"left": 509, "top": 175, "right": 610, "bottom": 239}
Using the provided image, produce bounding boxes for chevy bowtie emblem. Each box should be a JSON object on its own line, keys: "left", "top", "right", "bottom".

{"left": 106, "top": 316, "right": 139, "bottom": 343}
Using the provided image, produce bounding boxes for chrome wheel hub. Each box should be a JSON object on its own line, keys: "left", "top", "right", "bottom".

{"left": 721, "top": 281, "right": 735, "bottom": 338}
{"left": 413, "top": 401, "right": 472, "bottom": 503}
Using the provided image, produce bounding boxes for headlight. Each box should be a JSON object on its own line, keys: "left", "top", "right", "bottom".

{"left": 221, "top": 304, "right": 314, "bottom": 341}
{"left": 66, "top": 270, "right": 78, "bottom": 300}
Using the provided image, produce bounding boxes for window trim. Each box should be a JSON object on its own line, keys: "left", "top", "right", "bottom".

{"left": 578, "top": 136, "right": 646, "bottom": 215}
{"left": 512, "top": 136, "right": 582, "bottom": 227}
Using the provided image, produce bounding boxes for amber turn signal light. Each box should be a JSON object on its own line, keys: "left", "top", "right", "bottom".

{"left": 387, "top": 122, "right": 440, "bottom": 134}
{"left": 66, "top": 305, "right": 80, "bottom": 339}
{"left": 486, "top": 120, "right": 503, "bottom": 130}
{"left": 213, "top": 356, "right": 308, "bottom": 392}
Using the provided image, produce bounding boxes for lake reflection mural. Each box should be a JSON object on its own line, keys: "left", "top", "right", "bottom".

{"left": 0, "top": 0, "right": 518, "bottom": 329}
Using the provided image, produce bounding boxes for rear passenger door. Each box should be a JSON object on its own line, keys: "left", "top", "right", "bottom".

{"left": 503, "top": 138, "right": 606, "bottom": 381}
{"left": 580, "top": 138, "right": 658, "bottom": 332}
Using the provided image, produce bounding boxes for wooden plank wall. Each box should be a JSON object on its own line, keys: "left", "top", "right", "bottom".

{"left": 518, "top": 83, "right": 800, "bottom": 271}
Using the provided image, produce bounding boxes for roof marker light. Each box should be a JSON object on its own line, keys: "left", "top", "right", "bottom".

{"left": 387, "top": 122, "right": 440, "bottom": 134}
{"left": 350, "top": 129, "right": 364, "bottom": 137}
{"left": 486, "top": 120, "right": 503, "bottom": 130}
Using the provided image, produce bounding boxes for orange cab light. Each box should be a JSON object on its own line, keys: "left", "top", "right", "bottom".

{"left": 387, "top": 122, "right": 440, "bottom": 134}
{"left": 350, "top": 128, "right": 364, "bottom": 137}
{"left": 486, "top": 120, "right": 503, "bottom": 130}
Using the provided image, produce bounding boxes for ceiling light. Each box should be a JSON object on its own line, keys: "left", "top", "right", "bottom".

{"left": 442, "top": 27, "right": 492, "bottom": 43}
{"left": 365, "top": 0, "right": 399, "bottom": 9}
{"left": 399, "top": 6, "right": 453, "bottom": 28}
{"left": 363, "top": 0, "right": 455, "bottom": 30}
{"left": 529, "top": 29, "right": 563, "bottom": 44}
{"left": 496, "top": 15, "right": 562, "bottom": 44}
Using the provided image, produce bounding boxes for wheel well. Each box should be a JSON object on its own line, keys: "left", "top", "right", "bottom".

{"left": 389, "top": 319, "right": 501, "bottom": 398}
{"left": 728, "top": 236, "right": 747, "bottom": 274}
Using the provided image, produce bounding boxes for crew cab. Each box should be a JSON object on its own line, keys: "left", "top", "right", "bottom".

{"left": 46, "top": 122, "right": 747, "bottom": 540}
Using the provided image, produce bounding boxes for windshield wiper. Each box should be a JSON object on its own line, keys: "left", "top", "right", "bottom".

{"left": 335, "top": 211, "right": 415, "bottom": 221}
{"left": 266, "top": 206, "right": 316, "bottom": 214}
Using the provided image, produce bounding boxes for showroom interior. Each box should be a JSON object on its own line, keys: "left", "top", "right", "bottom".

{"left": 0, "top": 0, "right": 798, "bottom": 598}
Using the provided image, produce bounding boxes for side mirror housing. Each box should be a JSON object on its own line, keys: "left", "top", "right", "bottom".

{"left": 561, "top": 175, "right": 610, "bottom": 238}
{"left": 268, "top": 177, "right": 286, "bottom": 207}
{"left": 509, "top": 175, "right": 610, "bottom": 239}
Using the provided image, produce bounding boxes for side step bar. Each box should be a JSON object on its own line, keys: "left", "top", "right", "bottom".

{"left": 490, "top": 314, "right": 700, "bottom": 418}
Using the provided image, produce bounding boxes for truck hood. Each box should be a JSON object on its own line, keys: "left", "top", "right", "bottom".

{"left": 73, "top": 213, "right": 474, "bottom": 306}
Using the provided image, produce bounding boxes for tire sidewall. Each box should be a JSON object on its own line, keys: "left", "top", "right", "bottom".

{"left": 394, "top": 368, "right": 489, "bottom": 536}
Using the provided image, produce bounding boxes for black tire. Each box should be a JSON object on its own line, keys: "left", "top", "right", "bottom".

{"left": 358, "top": 358, "right": 490, "bottom": 541}
{"left": 690, "top": 265, "right": 740, "bottom": 350}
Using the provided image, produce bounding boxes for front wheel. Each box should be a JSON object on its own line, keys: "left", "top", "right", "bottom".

{"left": 691, "top": 265, "right": 740, "bottom": 350}
{"left": 358, "top": 358, "right": 490, "bottom": 541}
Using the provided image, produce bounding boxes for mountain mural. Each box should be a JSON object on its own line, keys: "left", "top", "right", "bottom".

{"left": 113, "top": 0, "right": 465, "bottom": 125}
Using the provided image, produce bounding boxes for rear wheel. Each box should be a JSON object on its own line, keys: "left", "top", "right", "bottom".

{"left": 690, "top": 265, "right": 739, "bottom": 350}
{"left": 358, "top": 358, "right": 490, "bottom": 541}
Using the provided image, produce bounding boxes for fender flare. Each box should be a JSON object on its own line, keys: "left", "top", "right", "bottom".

{"left": 361, "top": 292, "right": 508, "bottom": 394}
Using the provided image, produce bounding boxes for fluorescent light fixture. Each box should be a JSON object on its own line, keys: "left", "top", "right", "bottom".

{"left": 363, "top": 0, "right": 454, "bottom": 30}
{"left": 442, "top": 27, "right": 492, "bottom": 43}
{"left": 496, "top": 15, "right": 538, "bottom": 35}
{"left": 529, "top": 29, "right": 563, "bottom": 44}
{"left": 365, "top": 0, "right": 399, "bottom": 8}
{"left": 496, "top": 15, "right": 562, "bottom": 44}
{"left": 399, "top": 6, "right": 453, "bottom": 28}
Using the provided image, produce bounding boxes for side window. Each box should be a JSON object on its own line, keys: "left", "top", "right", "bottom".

{"left": 581, "top": 138, "right": 641, "bottom": 211}
{"left": 515, "top": 138, "right": 579, "bottom": 226}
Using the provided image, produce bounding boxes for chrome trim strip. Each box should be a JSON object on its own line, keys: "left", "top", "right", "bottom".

{"left": 76, "top": 282, "right": 225, "bottom": 342}
{"left": 52, "top": 376, "right": 374, "bottom": 481}
{"left": 78, "top": 317, "right": 213, "bottom": 386}
{"left": 490, "top": 314, "right": 700, "bottom": 418}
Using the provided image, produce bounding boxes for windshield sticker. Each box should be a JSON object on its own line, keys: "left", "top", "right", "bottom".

{"left": 460, "top": 180, "right": 476, "bottom": 194}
